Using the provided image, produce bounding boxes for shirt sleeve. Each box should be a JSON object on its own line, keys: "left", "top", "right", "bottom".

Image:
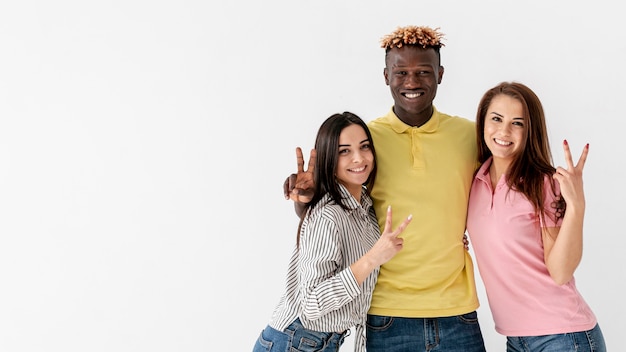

{"left": 298, "top": 212, "right": 362, "bottom": 321}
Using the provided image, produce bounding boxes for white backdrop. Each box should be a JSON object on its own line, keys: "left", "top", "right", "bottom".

{"left": 0, "top": 1, "right": 624, "bottom": 351}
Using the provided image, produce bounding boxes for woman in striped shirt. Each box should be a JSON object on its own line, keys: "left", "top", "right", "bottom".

{"left": 252, "top": 112, "right": 412, "bottom": 352}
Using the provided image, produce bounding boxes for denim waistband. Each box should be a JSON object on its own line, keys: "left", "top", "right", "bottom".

{"left": 287, "top": 318, "right": 348, "bottom": 342}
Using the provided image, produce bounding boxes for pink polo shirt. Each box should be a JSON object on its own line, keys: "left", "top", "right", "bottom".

{"left": 466, "top": 158, "right": 597, "bottom": 337}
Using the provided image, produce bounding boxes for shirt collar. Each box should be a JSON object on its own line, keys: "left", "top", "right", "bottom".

{"left": 385, "top": 106, "right": 441, "bottom": 133}
{"left": 337, "top": 183, "right": 373, "bottom": 211}
{"left": 475, "top": 157, "right": 493, "bottom": 184}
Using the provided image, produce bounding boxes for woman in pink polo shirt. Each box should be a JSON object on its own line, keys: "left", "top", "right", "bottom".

{"left": 466, "top": 82, "right": 606, "bottom": 351}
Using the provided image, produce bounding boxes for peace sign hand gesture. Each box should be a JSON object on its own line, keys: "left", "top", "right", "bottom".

{"left": 283, "top": 147, "right": 316, "bottom": 203}
{"left": 350, "top": 206, "right": 413, "bottom": 285}
{"left": 553, "top": 140, "right": 589, "bottom": 209}
{"left": 369, "top": 206, "right": 412, "bottom": 266}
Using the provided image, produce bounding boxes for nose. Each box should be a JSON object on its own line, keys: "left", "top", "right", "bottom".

{"left": 499, "top": 123, "right": 512, "bottom": 135}
{"left": 405, "top": 73, "right": 420, "bottom": 88}
{"left": 353, "top": 150, "right": 364, "bottom": 163}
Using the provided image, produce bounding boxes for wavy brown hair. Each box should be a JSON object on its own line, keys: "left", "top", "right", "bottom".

{"left": 475, "top": 82, "right": 565, "bottom": 223}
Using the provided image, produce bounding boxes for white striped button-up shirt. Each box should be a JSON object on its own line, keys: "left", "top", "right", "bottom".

{"left": 269, "top": 184, "right": 380, "bottom": 352}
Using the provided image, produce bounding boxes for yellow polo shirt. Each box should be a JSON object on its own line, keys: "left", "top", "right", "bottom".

{"left": 367, "top": 107, "right": 479, "bottom": 317}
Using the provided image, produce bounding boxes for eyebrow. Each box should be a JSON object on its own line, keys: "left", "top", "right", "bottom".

{"left": 489, "top": 112, "right": 524, "bottom": 120}
{"left": 339, "top": 139, "right": 370, "bottom": 147}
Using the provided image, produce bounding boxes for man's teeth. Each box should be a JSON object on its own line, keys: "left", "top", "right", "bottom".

{"left": 494, "top": 139, "right": 512, "bottom": 146}
{"left": 405, "top": 93, "right": 421, "bottom": 98}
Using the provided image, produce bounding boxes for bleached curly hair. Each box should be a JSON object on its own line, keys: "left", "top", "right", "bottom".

{"left": 380, "top": 25, "right": 445, "bottom": 52}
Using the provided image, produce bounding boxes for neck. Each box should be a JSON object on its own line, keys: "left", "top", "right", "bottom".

{"left": 489, "top": 158, "right": 511, "bottom": 188}
{"left": 394, "top": 105, "right": 433, "bottom": 127}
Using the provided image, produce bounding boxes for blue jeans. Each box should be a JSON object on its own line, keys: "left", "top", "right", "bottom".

{"left": 366, "top": 312, "right": 486, "bottom": 351}
{"left": 252, "top": 318, "right": 348, "bottom": 352}
{"left": 506, "top": 323, "right": 606, "bottom": 352}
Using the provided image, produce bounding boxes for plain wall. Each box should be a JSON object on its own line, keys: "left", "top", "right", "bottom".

{"left": 0, "top": 1, "right": 624, "bottom": 351}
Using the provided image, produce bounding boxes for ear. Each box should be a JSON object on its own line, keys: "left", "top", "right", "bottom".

{"left": 383, "top": 68, "right": 390, "bottom": 85}
{"left": 383, "top": 67, "right": 389, "bottom": 85}
{"left": 437, "top": 66, "right": 444, "bottom": 84}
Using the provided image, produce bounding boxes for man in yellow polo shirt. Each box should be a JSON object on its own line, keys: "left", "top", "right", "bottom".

{"left": 284, "top": 26, "right": 485, "bottom": 351}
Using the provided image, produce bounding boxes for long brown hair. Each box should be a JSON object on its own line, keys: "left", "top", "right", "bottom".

{"left": 475, "top": 82, "right": 565, "bottom": 222}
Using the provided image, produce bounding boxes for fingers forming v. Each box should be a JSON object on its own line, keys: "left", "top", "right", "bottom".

{"left": 383, "top": 205, "right": 412, "bottom": 238}
{"left": 295, "top": 147, "right": 305, "bottom": 173}
{"left": 575, "top": 143, "right": 589, "bottom": 171}
{"left": 562, "top": 140, "right": 589, "bottom": 172}
{"left": 306, "top": 149, "right": 317, "bottom": 174}
{"left": 296, "top": 147, "right": 317, "bottom": 174}
{"left": 563, "top": 140, "right": 574, "bottom": 170}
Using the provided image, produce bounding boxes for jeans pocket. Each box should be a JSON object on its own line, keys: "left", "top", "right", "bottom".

{"left": 457, "top": 311, "right": 479, "bottom": 324}
{"left": 253, "top": 329, "right": 273, "bottom": 352}
{"left": 290, "top": 327, "right": 332, "bottom": 352}
{"left": 366, "top": 314, "right": 394, "bottom": 331}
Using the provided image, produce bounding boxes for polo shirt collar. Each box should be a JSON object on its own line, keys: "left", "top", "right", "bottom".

{"left": 475, "top": 157, "right": 493, "bottom": 184}
{"left": 385, "top": 106, "right": 441, "bottom": 133}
